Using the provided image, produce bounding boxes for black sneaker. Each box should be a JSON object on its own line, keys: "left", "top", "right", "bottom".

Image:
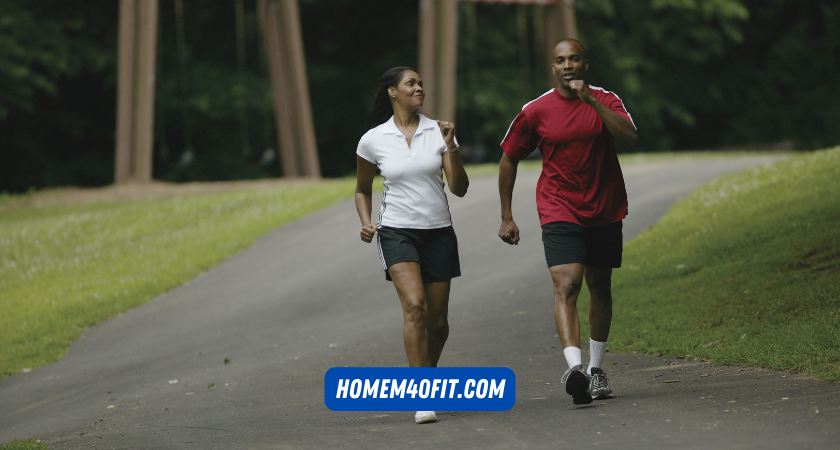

{"left": 561, "top": 364, "right": 593, "bottom": 405}
{"left": 589, "top": 367, "right": 612, "bottom": 399}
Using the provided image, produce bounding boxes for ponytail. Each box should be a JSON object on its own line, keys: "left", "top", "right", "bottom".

{"left": 366, "top": 66, "right": 413, "bottom": 129}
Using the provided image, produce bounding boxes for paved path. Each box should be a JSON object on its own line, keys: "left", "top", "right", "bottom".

{"left": 2, "top": 155, "right": 838, "bottom": 449}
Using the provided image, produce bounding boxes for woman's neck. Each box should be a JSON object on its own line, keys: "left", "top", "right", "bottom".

{"left": 392, "top": 105, "right": 419, "bottom": 129}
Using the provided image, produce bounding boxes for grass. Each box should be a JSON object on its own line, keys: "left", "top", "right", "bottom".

{"left": 0, "top": 439, "right": 48, "bottom": 450}
{"left": 576, "top": 147, "right": 840, "bottom": 381}
{"left": 0, "top": 179, "right": 358, "bottom": 378}
{"left": 0, "top": 150, "right": 794, "bottom": 380}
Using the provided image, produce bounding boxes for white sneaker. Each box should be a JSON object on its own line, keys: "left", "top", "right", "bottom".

{"left": 414, "top": 411, "right": 438, "bottom": 424}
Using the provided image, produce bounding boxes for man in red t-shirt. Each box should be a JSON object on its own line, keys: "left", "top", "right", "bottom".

{"left": 498, "top": 39, "right": 638, "bottom": 405}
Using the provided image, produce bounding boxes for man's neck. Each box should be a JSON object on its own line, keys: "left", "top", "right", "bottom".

{"left": 556, "top": 85, "right": 579, "bottom": 99}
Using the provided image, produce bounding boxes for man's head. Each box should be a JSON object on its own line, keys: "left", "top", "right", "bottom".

{"left": 551, "top": 39, "right": 589, "bottom": 94}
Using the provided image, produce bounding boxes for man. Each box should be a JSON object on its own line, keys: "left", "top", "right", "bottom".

{"left": 497, "top": 39, "right": 637, "bottom": 405}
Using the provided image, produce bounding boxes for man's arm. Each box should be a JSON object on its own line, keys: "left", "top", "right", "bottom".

{"left": 498, "top": 153, "right": 521, "bottom": 245}
{"left": 571, "top": 81, "right": 637, "bottom": 148}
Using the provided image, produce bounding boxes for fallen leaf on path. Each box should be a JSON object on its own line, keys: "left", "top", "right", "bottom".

{"left": 661, "top": 379, "right": 681, "bottom": 383}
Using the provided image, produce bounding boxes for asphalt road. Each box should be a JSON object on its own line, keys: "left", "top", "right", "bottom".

{"left": 2, "top": 154, "right": 838, "bottom": 449}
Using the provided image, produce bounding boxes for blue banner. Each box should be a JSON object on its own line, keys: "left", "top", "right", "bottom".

{"left": 324, "top": 367, "right": 516, "bottom": 411}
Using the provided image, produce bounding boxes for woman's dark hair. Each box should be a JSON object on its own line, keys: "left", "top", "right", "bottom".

{"left": 366, "top": 66, "right": 413, "bottom": 129}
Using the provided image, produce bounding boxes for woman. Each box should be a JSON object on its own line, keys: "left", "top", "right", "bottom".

{"left": 355, "top": 66, "right": 469, "bottom": 424}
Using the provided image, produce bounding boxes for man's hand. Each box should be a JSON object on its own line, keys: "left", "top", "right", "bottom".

{"left": 498, "top": 219, "right": 520, "bottom": 245}
{"left": 360, "top": 224, "right": 377, "bottom": 243}
{"left": 570, "top": 80, "right": 594, "bottom": 104}
{"left": 571, "top": 80, "right": 637, "bottom": 147}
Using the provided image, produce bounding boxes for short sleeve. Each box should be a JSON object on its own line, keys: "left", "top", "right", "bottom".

{"left": 500, "top": 110, "right": 538, "bottom": 160}
{"left": 356, "top": 133, "right": 376, "bottom": 164}
{"left": 605, "top": 92, "right": 636, "bottom": 130}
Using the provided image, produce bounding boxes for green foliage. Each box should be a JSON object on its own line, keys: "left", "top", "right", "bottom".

{"left": 0, "top": 0, "right": 113, "bottom": 118}
{"left": 576, "top": 147, "right": 840, "bottom": 381}
{"left": 1, "top": 1, "right": 838, "bottom": 191}
{"left": 0, "top": 438, "right": 48, "bottom": 450}
{"left": 0, "top": 0, "right": 117, "bottom": 192}
{"left": 0, "top": 179, "right": 358, "bottom": 378}
{"left": 576, "top": 0, "right": 751, "bottom": 150}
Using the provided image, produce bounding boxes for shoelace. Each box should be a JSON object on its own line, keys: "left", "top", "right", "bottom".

{"left": 591, "top": 372, "right": 610, "bottom": 390}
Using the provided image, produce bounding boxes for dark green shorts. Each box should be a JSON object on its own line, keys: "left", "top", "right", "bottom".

{"left": 376, "top": 226, "right": 461, "bottom": 282}
{"left": 541, "top": 220, "right": 623, "bottom": 269}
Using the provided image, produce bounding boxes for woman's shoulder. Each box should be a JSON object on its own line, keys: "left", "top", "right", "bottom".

{"left": 361, "top": 118, "right": 396, "bottom": 141}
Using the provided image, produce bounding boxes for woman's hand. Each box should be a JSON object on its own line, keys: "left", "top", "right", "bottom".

{"left": 436, "top": 120, "right": 457, "bottom": 150}
{"left": 360, "top": 224, "right": 377, "bottom": 243}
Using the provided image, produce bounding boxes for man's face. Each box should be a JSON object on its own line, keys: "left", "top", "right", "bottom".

{"left": 551, "top": 41, "right": 589, "bottom": 89}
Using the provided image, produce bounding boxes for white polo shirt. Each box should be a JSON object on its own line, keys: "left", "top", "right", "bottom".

{"left": 357, "top": 114, "right": 456, "bottom": 229}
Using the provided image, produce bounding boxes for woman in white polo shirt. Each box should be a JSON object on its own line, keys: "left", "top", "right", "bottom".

{"left": 355, "top": 66, "right": 469, "bottom": 424}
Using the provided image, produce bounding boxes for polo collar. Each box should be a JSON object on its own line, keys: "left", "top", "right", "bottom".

{"left": 381, "top": 114, "right": 437, "bottom": 135}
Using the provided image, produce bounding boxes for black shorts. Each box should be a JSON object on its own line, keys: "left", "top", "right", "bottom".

{"left": 541, "top": 220, "right": 623, "bottom": 269}
{"left": 376, "top": 226, "right": 461, "bottom": 282}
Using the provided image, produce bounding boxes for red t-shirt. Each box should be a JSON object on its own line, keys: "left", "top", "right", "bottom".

{"left": 501, "top": 86, "right": 634, "bottom": 227}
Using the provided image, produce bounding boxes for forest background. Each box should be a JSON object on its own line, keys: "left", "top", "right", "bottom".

{"left": 1, "top": 0, "right": 838, "bottom": 193}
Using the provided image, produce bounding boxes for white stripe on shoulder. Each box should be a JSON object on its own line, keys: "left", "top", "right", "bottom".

{"left": 501, "top": 89, "right": 555, "bottom": 144}
{"left": 522, "top": 89, "right": 555, "bottom": 111}
{"left": 588, "top": 85, "right": 636, "bottom": 130}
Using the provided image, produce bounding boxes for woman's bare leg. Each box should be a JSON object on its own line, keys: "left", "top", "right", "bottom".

{"left": 424, "top": 280, "right": 451, "bottom": 367}
{"left": 388, "top": 262, "right": 431, "bottom": 367}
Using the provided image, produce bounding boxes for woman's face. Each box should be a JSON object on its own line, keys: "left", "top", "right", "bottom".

{"left": 388, "top": 71, "right": 424, "bottom": 110}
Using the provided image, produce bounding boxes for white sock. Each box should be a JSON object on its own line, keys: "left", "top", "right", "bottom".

{"left": 563, "top": 346, "right": 582, "bottom": 369}
{"left": 588, "top": 338, "right": 606, "bottom": 375}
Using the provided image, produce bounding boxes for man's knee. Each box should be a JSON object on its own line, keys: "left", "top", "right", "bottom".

{"left": 584, "top": 267, "right": 612, "bottom": 294}
{"left": 550, "top": 265, "right": 584, "bottom": 302}
{"left": 554, "top": 277, "right": 582, "bottom": 299}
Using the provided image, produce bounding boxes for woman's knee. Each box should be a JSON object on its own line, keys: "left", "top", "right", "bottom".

{"left": 402, "top": 300, "right": 427, "bottom": 323}
{"left": 427, "top": 315, "right": 449, "bottom": 335}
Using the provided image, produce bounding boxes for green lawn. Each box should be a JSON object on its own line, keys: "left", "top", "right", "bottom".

{"left": 0, "top": 439, "right": 48, "bottom": 450}
{"left": 576, "top": 147, "right": 840, "bottom": 381}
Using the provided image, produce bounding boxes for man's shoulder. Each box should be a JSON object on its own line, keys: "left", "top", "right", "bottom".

{"left": 520, "top": 89, "right": 557, "bottom": 114}
{"left": 588, "top": 85, "right": 623, "bottom": 101}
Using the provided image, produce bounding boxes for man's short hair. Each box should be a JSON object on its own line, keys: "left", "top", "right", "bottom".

{"left": 555, "top": 38, "right": 587, "bottom": 59}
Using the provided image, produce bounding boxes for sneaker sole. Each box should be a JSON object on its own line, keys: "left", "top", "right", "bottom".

{"left": 565, "top": 371, "right": 593, "bottom": 405}
{"left": 591, "top": 390, "right": 612, "bottom": 400}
